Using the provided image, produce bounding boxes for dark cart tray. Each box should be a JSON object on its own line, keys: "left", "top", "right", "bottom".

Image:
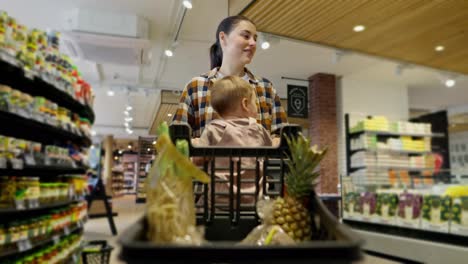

{"left": 119, "top": 195, "right": 362, "bottom": 264}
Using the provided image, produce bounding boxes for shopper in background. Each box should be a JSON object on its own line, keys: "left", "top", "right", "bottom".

{"left": 172, "top": 15, "right": 288, "bottom": 138}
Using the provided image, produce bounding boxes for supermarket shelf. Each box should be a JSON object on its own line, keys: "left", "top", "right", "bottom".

{"left": 0, "top": 110, "right": 91, "bottom": 147}
{"left": 0, "top": 58, "right": 95, "bottom": 123}
{"left": 0, "top": 164, "right": 87, "bottom": 177}
{"left": 350, "top": 148, "right": 432, "bottom": 155}
{"left": 0, "top": 197, "right": 84, "bottom": 215}
{"left": 348, "top": 222, "right": 468, "bottom": 264}
{"left": 344, "top": 219, "right": 468, "bottom": 247}
{"left": 0, "top": 220, "right": 84, "bottom": 258}
{"left": 350, "top": 165, "right": 438, "bottom": 173}
{"left": 349, "top": 129, "right": 445, "bottom": 138}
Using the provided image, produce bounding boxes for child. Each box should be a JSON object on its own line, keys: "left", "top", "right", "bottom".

{"left": 196, "top": 76, "right": 273, "bottom": 210}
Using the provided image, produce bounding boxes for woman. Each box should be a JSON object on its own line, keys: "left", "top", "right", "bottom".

{"left": 172, "top": 15, "right": 288, "bottom": 138}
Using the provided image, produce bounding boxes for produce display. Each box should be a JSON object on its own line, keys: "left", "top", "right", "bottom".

{"left": 0, "top": 175, "right": 87, "bottom": 209}
{"left": 343, "top": 185, "right": 468, "bottom": 236}
{"left": 0, "top": 11, "right": 94, "bottom": 107}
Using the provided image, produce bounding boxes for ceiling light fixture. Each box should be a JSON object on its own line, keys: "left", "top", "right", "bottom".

{"left": 124, "top": 122, "right": 129, "bottom": 127}
{"left": 126, "top": 105, "right": 133, "bottom": 111}
{"left": 90, "top": 130, "right": 97, "bottom": 136}
{"left": 182, "top": 0, "right": 193, "bottom": 9}
{"left": 124, "top": 111, "right": 129, "bottom": 116}
{"left": 107, "top": 90, "right": 115, "bottom": 96}
{"left": 353, "top": 25, "right": 365, "bottom": 32}
{"left": 445, "top": 79, "right": 456, "bottom": 87}
{"left": 167, "top": 113, "right": 173, "bottom": 117}
{"left": 125, "top": 117, "right": 133, "bottom": 122}
{"left": 261, "top": 41, "right": 270, "bottom": 50}
{"left": 152, "top": 140, "right": 156, "bottom": 145}
{"left": 118, "top": 150, "right": 123, "bottom": 154}
{"left": 435, "top": 45, "right": 445, "bottom": 52}
{"left": 147, "top": 148, "right": 151, "bottom": 152}
{"left": 165, "top": 49, "right": 174, "bottom": 57}
{"left": 128, "top": 144, "right": 132, "bottom": 149}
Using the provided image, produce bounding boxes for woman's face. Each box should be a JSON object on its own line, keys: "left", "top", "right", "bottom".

{"left": 220, "top": 20, "right": 257, "bottom": 66}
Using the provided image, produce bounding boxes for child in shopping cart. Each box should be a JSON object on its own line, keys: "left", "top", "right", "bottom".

{"left": 195, "top": 75, "right": 273, "bottom": 209}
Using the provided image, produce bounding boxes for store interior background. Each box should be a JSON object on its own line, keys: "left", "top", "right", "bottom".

{"left": 3, "top": 0, "right": 468, "bottom": 263}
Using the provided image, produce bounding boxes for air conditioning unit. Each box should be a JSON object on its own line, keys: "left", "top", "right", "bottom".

{"left": 60, "top": 8, "right": 152, "bottom": 65}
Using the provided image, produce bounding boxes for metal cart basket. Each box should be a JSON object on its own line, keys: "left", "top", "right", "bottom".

{"left": 119, "top": 124, "right": 362, "bottom": 264}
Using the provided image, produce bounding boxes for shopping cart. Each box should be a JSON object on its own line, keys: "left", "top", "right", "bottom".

{"left": 81, "top": 240, "right": 114, "bottom": 264}
{"left": 119, "top": 124, "right": 362, "bottom": 264}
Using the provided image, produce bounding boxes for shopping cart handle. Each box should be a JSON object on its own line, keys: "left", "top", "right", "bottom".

{"left": 169, "top": 123, "right": 302, "bottom": 149}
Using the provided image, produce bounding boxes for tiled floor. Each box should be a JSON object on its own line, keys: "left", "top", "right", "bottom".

{"left": 83, "top": 195, "right": 401, "bottom": 264}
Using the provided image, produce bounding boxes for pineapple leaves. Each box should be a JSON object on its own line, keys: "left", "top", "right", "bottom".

{"left": 284, "top": 133, "right": 327, "bottom": 198}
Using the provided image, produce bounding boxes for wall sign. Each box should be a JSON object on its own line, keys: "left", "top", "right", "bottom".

{"left": 287, "top": 85, "right": 308, "bottom": 118}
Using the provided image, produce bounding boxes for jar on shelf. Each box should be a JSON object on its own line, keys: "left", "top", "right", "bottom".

{"left": 0, "top": 176, "right": 16, "bottom": 208}
{"left": 10, "top": 89, "right": 22, "bottom": 109}
{"left": 27, "top": 177, "right": 40, "bottom": 206}
{"left": 8, "top": 221, "right": 21, "bottom": 243}
{"left": 0, "top": 224, "right": 6, "bottom": 247}
{"left": 0, "top": 85, "right": 11, "bottom": 110}
{"left": 34, "top": 96, "right": 47, "bottom": 115}
{"left": 17, "top": 220, "right": 28, "bottom": 241}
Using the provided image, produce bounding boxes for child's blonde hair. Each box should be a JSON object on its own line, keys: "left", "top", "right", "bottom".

{"left": 210, "top": 76, "right": 254, "bottom": 116}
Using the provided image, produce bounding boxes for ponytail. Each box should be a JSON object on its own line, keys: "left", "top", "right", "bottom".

{"left": 209, "top": 15, "right": 256, "bottom": 69}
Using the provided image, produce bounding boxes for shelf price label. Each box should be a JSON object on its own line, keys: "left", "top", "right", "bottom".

{"left": 24, "top": 154, "right": 36, "bottom": 166}
{"left": 17, "top": 239, "right": 32, "bottom": 252}
{"left": 64, "top": 226, "right": 70, "bottom": 235}
{"left": 53, "top": 235, "right": 60, "bottom": 245}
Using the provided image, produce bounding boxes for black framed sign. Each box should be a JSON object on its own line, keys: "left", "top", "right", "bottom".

{"left": 287, "top": 85, "right": 308, "bottom": 118}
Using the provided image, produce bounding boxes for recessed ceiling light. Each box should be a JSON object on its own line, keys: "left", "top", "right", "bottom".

{"left": 147, "top": 148, "right": 151, "bottom": 152}
{"left": 107, "top": 90, "right": 115, "bottom": 96}
{"left": 118, "top": 150, "right": 123, "bottom": 154}
{"left": 91, "top": 130, "right": 97, "bottom": 136}
{"left": 445, "top": 79, "right": 455, "bottom": 87}
{"left": 353, "top": 25, "right": 365, "bottom": 32}
{"left": 124, "top": 111, "right": 129, "bottom": 116}
{"left": 126, "top": 106, "right": 133, "bottom": 111}
{"left": 152, "top": 140, "right": 156, "bottom": 145}
{"left": 435, "top": 45, "right": 445, "bottom": 52}
{"left": 165, "top": 49, "right": 174, "bottom": 57}
{"left": 167, "top": 113, "right": 173, "bottom": 117}
{"left": 125, "top": 117, "right": 133, "bottom": 122}
{"left": 128, "top": 144, "right": 132, "bottom": 149}
{"left": 261, "top": 41, "right": 270, "bottom": 50}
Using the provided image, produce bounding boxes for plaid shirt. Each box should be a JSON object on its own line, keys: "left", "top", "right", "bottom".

{"left": 172, "top": 67, "right": 288, "bottom": 138}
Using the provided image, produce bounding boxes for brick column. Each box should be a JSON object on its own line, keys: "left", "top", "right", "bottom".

{"left": 308, "top": 73, "right": 338, "bottom": 194}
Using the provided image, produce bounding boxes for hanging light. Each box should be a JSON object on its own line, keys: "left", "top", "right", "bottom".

{"left": 182, "top": 0, "right": 193, "bottom": 9}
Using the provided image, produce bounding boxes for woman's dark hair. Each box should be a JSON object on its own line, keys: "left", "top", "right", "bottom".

{"left": 210, "top": 15, "right": 255, "bottom": 69}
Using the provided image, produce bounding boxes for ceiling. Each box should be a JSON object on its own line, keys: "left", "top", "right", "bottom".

{"left": 3, "top": 0, "right": 468, "bottom": 139}
{"left": 241, "top": 0, "right": 468, "bottom": 75}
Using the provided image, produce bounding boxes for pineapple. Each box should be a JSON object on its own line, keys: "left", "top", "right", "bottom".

{"left": 269, "top": 134, "right": 327, "bottom": 242}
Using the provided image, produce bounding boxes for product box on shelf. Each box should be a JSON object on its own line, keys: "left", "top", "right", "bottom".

{"left": 376, "top": 193, "right": 398, "bottom": 225}
{"left": 421, "top": 195, "right": 451, "bottom": 233}
{"left": 360, "top": 192, "right": 380, "bottom": 223}
{"left": 343, "top": 192, "right": 362, "bottom": 220}
{"left": 450, "top": 196, "right": 468, "bottom": 236}
{"left": 396, "top": 192, "right": 422, "bottom": 228}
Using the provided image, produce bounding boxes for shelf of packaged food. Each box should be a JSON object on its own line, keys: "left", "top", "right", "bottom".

{"left": 347, "top": 221, "right": 468, "bottom": 264}
{"left": 350, "top": 148, "right": 432, "bottom": 155}
{"left": 349, "top": 129, "right": 445, "bottom": 138}
{"left": 0, "top": 164, "right": 87, "bottom": 177}
{"left": 0, "top": 196, "right": 84, "bottom": 215}
{"left": 0, "top": 58, "right": 95, "bottom": 124}
{"left": 0, "top": 110, "right": 91, "bottom": 147}
{"left": 350, "top": 165, "right": 439, "bottom": 173}
{"left": 0, "top": 219, "right": 85, "bottom": 258}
